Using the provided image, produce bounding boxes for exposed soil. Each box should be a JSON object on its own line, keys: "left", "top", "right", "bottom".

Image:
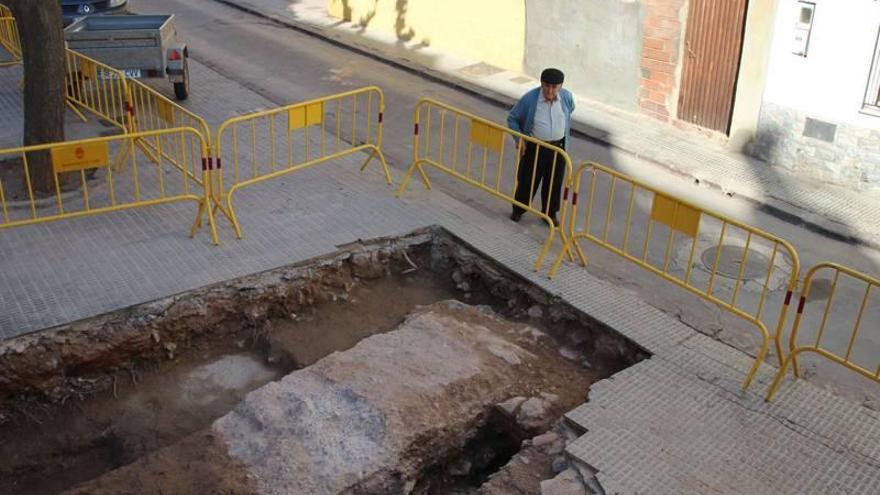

{"left": 414, "top": 412, "right": 555, "bottom": 495}
{"left": 476, "top": 442, "right": 559, "bottom": 495}
{"left": 0, "top": 228, "right": 644, "bottom": 494}
{"left": 66, "top": 301, "right": 605, "bottom": 494}
{"left": 0, "top": 271, "right": 467, "bottom": 495}
{"left": 0, "top": 344, "right": 282, "bottom": 495}
{"left": 264, "top": 269, "right": 493, "bottom": 368}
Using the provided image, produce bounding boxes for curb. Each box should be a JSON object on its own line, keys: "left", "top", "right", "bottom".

{"left": 210, "top": 0, "right": 877, "bottom": 251}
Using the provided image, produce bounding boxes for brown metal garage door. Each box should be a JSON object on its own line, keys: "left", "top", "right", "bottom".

{"left": 677, "top": 0, "right": 749, "bottom": 134}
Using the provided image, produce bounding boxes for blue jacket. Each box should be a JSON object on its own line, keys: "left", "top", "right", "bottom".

{"left": 507, "top": 87, "right": 575, "bottom": 151}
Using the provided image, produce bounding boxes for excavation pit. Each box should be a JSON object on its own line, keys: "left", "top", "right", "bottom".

{"left": 0, "top": 227, "right": 648, "bottom": 494}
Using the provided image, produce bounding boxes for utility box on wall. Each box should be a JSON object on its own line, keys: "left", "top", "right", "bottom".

{"left": 792, "top": 1, "right": 815, "bottom": 57}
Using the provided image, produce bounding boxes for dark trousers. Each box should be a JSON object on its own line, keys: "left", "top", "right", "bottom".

{"left": 512, "top": 138, "right": 565, "bottom": 217}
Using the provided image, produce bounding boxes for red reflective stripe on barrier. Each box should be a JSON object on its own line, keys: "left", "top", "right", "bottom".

{"left": 378, "top": 112, "right": 383, "bottom": 123}
{"left": 201, "top": 158, "right": 208, "bottom": 171}
{"left": 414, "top": 123, "right": 419, "bottom": 135}
{"left": 797, "top": 296, "right": 807, "bottom": 314}
{"left": 784, "top": 290, "right": 793, "bottom": 305}
{"left": 572, "top": 192, "right": 578, "bottom": 206}
{"left": 208, "top": 157, "right": 214, "bottom": 170}
{"left": 563, "top": 187, "right": 569, "bottom": 201}
{"left": 216, "top": 158, "right": 222, "bottom": 169}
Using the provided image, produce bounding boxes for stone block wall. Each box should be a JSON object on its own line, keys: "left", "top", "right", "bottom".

{"left": 750, "top": 102, "right": 880, "bottom": 189}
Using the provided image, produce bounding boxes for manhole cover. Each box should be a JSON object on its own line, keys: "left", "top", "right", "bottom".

{"left": 700, "top": 245, "right": 770, "bottom": 281}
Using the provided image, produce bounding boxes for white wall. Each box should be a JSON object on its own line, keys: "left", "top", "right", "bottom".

{"left": 524, "top": 0, "right": 645, "bottom": 111}
{"left": 763, "top": 0, "right": 880, "bottom": 128}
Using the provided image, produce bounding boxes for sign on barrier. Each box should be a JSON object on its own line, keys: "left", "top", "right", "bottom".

{"left": 0, "top": 127, "right": 217, "bottom": 244}
{"left": 550, "top": 162, "right": 800, "bottom": 390}
{"left": 289, "top": 102, "right": 324, "bottom": 129}
{"left": 50, "top": 141, "right": 109, "bottom": 173}
{"left": 212, "top": 86, "right": 392, "bottom": 239}
{"left": 396, "top": 98, "right": 574, "bottom": 272}
{"left": 766, "top": 263, "right": 879, "bottom": 401}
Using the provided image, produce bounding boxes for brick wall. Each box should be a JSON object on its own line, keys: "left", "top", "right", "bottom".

{"left": 639, "top": 0, "right": 687, "bottom": 121}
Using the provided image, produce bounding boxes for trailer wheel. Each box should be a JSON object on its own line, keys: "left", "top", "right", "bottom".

{"left": 173, "top": 56, "right": 189, "bottom": 100}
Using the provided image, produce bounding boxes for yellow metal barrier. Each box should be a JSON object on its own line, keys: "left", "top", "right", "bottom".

{"left": 213, "top": 86, "right": 392, "bottom": 238}
{"left": 65, "top": 55, "right": 212, "bottom": 154}
{"left": 551, "top": 162, "right": 800, "bottom": 389}
{"left": 127, "top": 78, "right": 210, "bottom": 140}
{"left": 0, "top": 8, "right": 129, "bottom": 127}
{"left": 64, "top": 48, "right": 133, "bottom": 131}
{"left": 126, "top": 78, "right": 212, "bottom": 172}
{"left": 0, "top": 5, "right": 20, "bottom": 66}
{"left": 396, "top": 97, "right": 574, "bottom": 272}
{"left": 766, "top": 263, "right": 879, "bottom": 400}
{"left": 0, "top": 127, "right": 217, "bottom": 243}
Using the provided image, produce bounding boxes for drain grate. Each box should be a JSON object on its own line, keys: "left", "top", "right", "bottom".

{"left": 700, "top": 245, "right": 770, "bottom": 281}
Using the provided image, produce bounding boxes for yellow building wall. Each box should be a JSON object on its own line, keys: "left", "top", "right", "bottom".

{"left": 328, "top": 0, "right": 525, "bottom": 72}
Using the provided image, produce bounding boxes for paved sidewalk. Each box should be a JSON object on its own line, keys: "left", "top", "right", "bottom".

{"left": 0, "top": 65, "right": 123, "bottom": 149}
{"left": 216, "top": 0, "right": 880, "bottom": 250}
{"left": 0, "top": 39, "right": 877, "bottom": 494}
{"left": 0, "top": 66, "right": 21, "bottom": 148}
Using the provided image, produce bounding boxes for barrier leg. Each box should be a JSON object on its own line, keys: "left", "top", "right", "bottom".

{"left": 533, "top": 218, "right": 557, "bottom": 272}
{"left": 188, "top": 198, "right": 219, "bottom": 245}
{"left": 773, "top": 333, "right": 786, "bottom": 370}
{"left": 396, "top": 161, "right": 432, "bottom": 198}
{"left": 415, "top": 162, "right": 431, "bottom": 190}
{"left": 549, "top": 237, "right": 588, "bottom": 279}
{"left": 212, "top": 198, "right": 236, "bottom": 225}
{"left": 742, "top": 337, "right": 771, "bottom": 390}
{"left": 554, "top": 228, "right": 575, "bottom": 265}
{"left": 135, "top": 138, "right": 162, "bottom": 165}
{"left": 193, "top": 205, "right": 204, "bottom": 231}
{"left": 205, "top": 198, "right": 219, "bottom": 245}
{"left": 66, "top": 101, "right": 88, "bottom": 122}
{"left": 765, "top": 353, "right": 795, "bottom": 402}
{"left": 360, "top": 146, "right": 393, "bottom": 185}
{"left": 557, "top": 203, "right": 575, "bottom": 263}
{"left": 111, "top": 143, "right": 133, "bottom": 173}
{"left": 549, "top": 245, "right": 568, "bottom": 279}
{"left": 574, "top": 238, "right": 588, "bottom": 267}
{"left": 557, "top": 228, "right": 575, "bottom": 264}
{"left": 225, "top": 189, "right": 244, "bottom": 239}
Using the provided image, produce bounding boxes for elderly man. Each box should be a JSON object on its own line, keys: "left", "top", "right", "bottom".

{"left": 507, "top": 68, "right": 575, "bottom": 226}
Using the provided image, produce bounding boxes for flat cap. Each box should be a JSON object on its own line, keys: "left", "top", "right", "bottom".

{"left": 541, "top": 68, "right": 565, "bottom": 85}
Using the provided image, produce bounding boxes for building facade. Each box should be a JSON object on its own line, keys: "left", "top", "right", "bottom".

{"left": 752, "top": 0, "right": 880, "bottom": 190}
{"left": 329, "top": 0, "right": 879, "bottom": 190}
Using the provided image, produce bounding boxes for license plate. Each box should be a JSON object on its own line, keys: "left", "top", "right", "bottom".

{"left": 99, "top": 69, "right": 142, "bottom": 80}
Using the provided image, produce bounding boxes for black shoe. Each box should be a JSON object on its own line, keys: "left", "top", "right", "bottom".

{"left": 510, "top": 211, "right": 523, "bottom": 223}
{"left": 550, "top": 216, "right": 559, "bottom": 227}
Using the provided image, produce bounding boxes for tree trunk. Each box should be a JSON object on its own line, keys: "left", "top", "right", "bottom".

{"left": 7, "top": 0, "right": 66, "bottom": 193}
